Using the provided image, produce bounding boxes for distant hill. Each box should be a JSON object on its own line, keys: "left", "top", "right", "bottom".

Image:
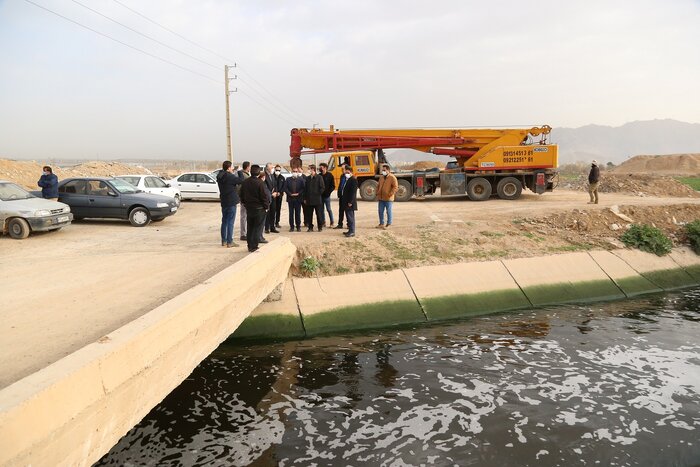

{"left": 611, "top": 153, "right": 700, "bottom": 175}
{"left": 552, "top": 119, "right": 700, "bottom": 164}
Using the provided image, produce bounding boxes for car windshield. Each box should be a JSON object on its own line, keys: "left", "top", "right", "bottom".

{"left": 109, "top": 178, "right": 139, "bottom": 194}
{"left": 0, "top": 182, "right": 34, "bottom": 201}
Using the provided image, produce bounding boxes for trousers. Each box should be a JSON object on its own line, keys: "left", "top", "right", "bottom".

{"left": 220, "top": 204, "right": 237, "bottom": 244}
{"left": 246, "top": 207, "right": 266, "bottom": 251}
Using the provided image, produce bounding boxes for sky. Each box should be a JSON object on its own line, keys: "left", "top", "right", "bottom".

{"left": 1, "top": 0, "right": 699, "bottom": 163}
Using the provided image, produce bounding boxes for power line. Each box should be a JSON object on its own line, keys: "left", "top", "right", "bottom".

{"left": 112, "top": 0, "right": 314, "bottom": 124}
{"left": 22, "top": 0, "right": 219, "bottom": 84}
{"left": 70, "top": 0, "right": 221, "bottom": 71}
{"left": 238, "top": 90, "right": 298, "bottom": 126}
{"left": 237, "top": 76, "right": 306, "bottom": 124}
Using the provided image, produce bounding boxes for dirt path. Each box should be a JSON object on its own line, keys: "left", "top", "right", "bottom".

{"left": 2, "top": 189, "right": 699, "bottom": 388}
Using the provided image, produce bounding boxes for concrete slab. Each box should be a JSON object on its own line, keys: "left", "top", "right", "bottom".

{"left": 669, "top": 247, "right": 700, "bottom": 282}
{"left": 231, "top": 279, "right": 305, "bottom": 340}
{"left": 588, "top": 250, "right": 662, "bottom": 297}
{"left": 403, "top": 261, "right": 530, "bottom": 320}
{"left": 612, "top": 249, "right": 696, "bottom": 290}
{"left": 503, "top": 252, "right": 624, "bottom": 306}
{"left": 293, "top": 270, "right": 424, "bottom": 335}
{"left": 0, "top": 238, "right": 296, "bottom": 467}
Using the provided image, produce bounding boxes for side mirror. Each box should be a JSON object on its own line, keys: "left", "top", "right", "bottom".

{"left": 108, "top": 191, "right": 118, "bottom": 197}
{"left": 165, "top": 183, "right": 171, "bottom": 188}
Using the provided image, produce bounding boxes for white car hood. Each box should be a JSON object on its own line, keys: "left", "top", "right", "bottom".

{"left": 3, "top": 197, "right": 70, "bottom": 212}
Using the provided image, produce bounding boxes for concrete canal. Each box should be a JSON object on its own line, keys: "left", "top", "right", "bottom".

{"left": 97, "top": 288, "right": 700, "bottom": 466}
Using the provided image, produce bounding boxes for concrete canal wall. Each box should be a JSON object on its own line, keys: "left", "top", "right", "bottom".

{"left": 0, "top": 238, "right": 295, "bottom": 467}
{"left": 233, "top": 247, "right": 700, "bottom": 340}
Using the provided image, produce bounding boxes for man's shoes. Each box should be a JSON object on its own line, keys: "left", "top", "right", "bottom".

{"left": 260, "top": 239, "right": 269, "bottom": 244}
{"left": 385, "top": 224, "right": 391, "bottom": 228}
{"left": 265, "top": 229, "right": 270, "bottom": 234}
{"left": 240, "top": 235, "right": 247, "bottom": 241}
{"left": 221, "top": 242, "right": 226, "bottom": 247}
{"left": 296, "top": 226, "right": 301, "bottom": 232}
{"left": 307, "top": 227, "right": 313, "bottom": 232}
{"left": 334, "top": 224, "right": 344, "bottom": 229}
{"left": 318, "top": 227, "right": 323, "bottom": 232}
{"left": 270, "top": 229, "right": 280, "bottom": 233}
{"left": 343, "top": 232, "right": 355, "bottom": 237}
{"left": 248, "top": 247, "right": 259, "bottom": 253}
{"left": 376, "top": 224, "right": 385, "bottom": 229}
{"left": 289, "top": 227, "right": 295, "bottom": 232}
{"left": 276, "top": 223, "right": 281, "bottom": 228}
{"left": 587, "top": 201, "right": 594, "bottom": 204}
{"left": 226, "top": 242, "right": 239, "bottom": 248}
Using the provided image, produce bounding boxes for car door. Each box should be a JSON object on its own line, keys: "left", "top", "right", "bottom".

{"left": 195, "top": 174, "right": 219, "bottom": 199}
{"left": 174, "top": 173, "right": 197, "bottom": 198}
{"left": 58, "top": 180, "right": 89, "bottom": 217}
{"left": 144, "top": 176, "right": 167, "bottom": 196}
{"left": 86, "top": 180, "right": 123, "bottom": 218}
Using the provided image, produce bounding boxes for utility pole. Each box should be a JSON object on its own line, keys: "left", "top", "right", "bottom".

{"left": 224, "top": 64, "right": 237, "bottom": 162}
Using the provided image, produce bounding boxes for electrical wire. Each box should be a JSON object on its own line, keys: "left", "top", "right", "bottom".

{"left": 238, "top": 90, "right": 298, "bottom": 126}
{"left": 22, "top": 0, "right": 219, "bottom": 84}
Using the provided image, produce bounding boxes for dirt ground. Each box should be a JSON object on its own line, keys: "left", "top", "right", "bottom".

{"left": 3, "top": 185, "right": 700, "bottom": 389}
{"left": 611, "top": 153, "right": 700, "bottom": 175}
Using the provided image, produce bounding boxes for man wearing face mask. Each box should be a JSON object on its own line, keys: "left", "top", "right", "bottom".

{"left": 376, "top": 164, "right": 398, "bottom": 229}
{"left": 302, "top": 164, "right": 325, "bottom": 232}
{"left": 263, "top": 163, "right": 280, "bottom": 234}
{"left": 273, "top": 165, "right": 286, "bottom": 228}
{"left": 284, "top": 167, "right": 305, "bottom": 232}
{"left": 334, "top": 164, "right": 348, "bottom": 230}
{"left": 236, "top": 161, "right": 251, "bottom": 241}
{"left": 319, "top": 162, "right": 335, "bottom": 228}
{"left": 38, "top": 166, "right": 59, "bottom": 200}
{"left": 340, "top": 165, "right": 358, "bottom": 237}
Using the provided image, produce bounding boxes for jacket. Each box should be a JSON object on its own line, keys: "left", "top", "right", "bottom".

{"left": 284, "top": 176, "right": 305, "bottom": 203}
{"left": 264, "top": 170, "right": 276, "bottom": 195}
{"left": 377, "top": 173, "right": 398, "bottom": 201}
{"left": 303, "top": 174, "right": 325, "bottom": 206}
{"left": 588, "top": 165, "right": 600, "bottom": 184}
{"left": 320, "top": 171, "right": 335, "bottom": 198}
{"left": 235, "top": 169, "right": 250, "bottom": 195}
{"left": 216, "top": 170, "right": 242, "bottom": 207}
{"left": 340, "top": 175, "right": 358, "bottom": 211}
{"left": 240, "top": 176, "right": 270, "bottom": 211}
{"left": 337, "top": 173, "right": 346, "bottom": 198}
{"left": 38, "top": 173, "right": 59, "bottom": 198}
{"left": 274, "top": 173, "right": 286, "bottom": 194}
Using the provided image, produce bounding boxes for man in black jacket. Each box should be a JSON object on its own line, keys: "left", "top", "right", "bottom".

{"left": 240, "top": 165, "right": 270, "bottom": 252}
{"left": 216, "top": 160, "right": 243, "bottom": 247}
{"left": 588, "top": 160, "right": 600, "bottom": 204}
{"left": 319, "top": 162, "right": 335, "bottom": 227}
{"left": 340, "top": 165, "right": 358, "bottom": 237}
{"left": 263, "top": 163, "right": 280, "bottom": 234}
{"left": 273, "top": 164, "right": 286, "bottom": 228}
{"left": 284, "top": 167, "right": 305, "bottom": 232}
{"left": 303, "top": 164, "right": 325, "bottom": 232}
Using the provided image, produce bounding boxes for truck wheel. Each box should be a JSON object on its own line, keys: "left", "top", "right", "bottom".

{"left": 129, "top": 207, "right": 151, "bottom": 227}
{"left": 8, "top": 218, "right": 31, "bottom": 239}
{"left": 395, "top": 179, "right": 413, "bottom": 202}
{"left": 359, "top": 180, "right": 378, "bottom": 201}
{"left": 467, "top": 178, "right": 492, "bottom": 201}
{"left": 496, "top": 177, "right": 523, "bottom": 200}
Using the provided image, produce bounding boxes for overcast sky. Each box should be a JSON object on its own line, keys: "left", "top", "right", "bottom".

{"left": 1, "top": 0, "right": 699, "bottom": 163}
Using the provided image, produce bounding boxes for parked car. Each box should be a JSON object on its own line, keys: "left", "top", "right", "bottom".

{"left": 53, "top": 177, "right": 178, "bottom": 227}
{"left": 170, "top": 172, "right": 219, "bottom": 200}
{"left": 0, "top": 180, "right": 73, "bottom": 239}
{"left": 115, "top": 174, "right": 181, "bottom": 204}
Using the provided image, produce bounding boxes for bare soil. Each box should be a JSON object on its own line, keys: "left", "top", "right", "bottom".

{"left": 612, "top": 153, "right": 700, "bottom": 175}
{"left": 559, "top": 173, "right": 700, "bottom": 198}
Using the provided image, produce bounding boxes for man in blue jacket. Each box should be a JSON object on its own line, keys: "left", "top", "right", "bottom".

{"left": 37, "top": 166, "right": 58, "bottom": 200}
{"left": 334, "top": 164, "right": 348, "bottom": 230}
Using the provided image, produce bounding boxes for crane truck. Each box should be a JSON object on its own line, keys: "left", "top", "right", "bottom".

{"left": 289, "top": 125, "right": 558, "bottom": 201}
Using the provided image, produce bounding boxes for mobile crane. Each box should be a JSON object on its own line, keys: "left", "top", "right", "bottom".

{"left": 289, "top": 125, "right": 558, "bottom": 201}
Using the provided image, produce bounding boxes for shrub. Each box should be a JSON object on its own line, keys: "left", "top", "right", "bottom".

{"left": 620, "top": 224, "right": 672, "bottom": 256}
{"left": 685, "top": 220, "right": 700, "bottom": 254}
{"left": 300, "top": 256, "right": 321, "bottom": 275}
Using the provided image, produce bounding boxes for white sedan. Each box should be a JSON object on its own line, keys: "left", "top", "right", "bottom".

{"left": 170, "top": 172, "right": 220, "bottom": 200}
{"left": 116, "top": 175, "right": 181, "bottom": 204}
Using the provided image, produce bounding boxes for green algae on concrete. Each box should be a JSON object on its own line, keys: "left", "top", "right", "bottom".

{"left": 231, "top": 313, "right": 305, "bottom": 340}
{"left": 521, "top": 279, "right": 625, "bottom": 306}
{"left": 302, "top": 299, "right": 425, "bottom": 336}
{"left": 679, "top": 264, "right": 700, "bottom": 283}
{"left": 421, "top": 288, "right": 531, "bottom": 321}
{"left": 614, "top": 275, "right": 663, "bottom": 297}
{"left": 640, "top": 268, "right": 696, "bottom": 290}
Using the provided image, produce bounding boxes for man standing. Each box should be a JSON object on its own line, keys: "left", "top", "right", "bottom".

{"left": 340, "top": 165, "right": 358, "bottom": 237}
{"left": 334, "top": 164, "right": 348, "bottom": 230}
{"left": 284, "top": 167, "right": 305, "bottom": 232}
{"left": 236, "top": 161, "right": 251, "bottom": 241}
{"left": 37, "top": 166, "right": 58, "bottom": 200}
{"left": 302, "top": 164, "right": 325, "bottom": 232}
{"left": 216, "top": 160, "right": 243, "bottom": 247}
{"left": 376, "top": 164, "right": 398, "bottom": 229}
{"left": 273, "top": 164, "right": 285, "bottom": 229}
{"left": 239, "top": 165, "right": 270, "bottom": 253}
{"left": 588, "top": 160, "right": 600, "bottom": 205}
{"left": 319, "top": 162, "right": 335, "bottom": 228}
{"left": 263, "top": 163, "right": 280, "bottom": 234}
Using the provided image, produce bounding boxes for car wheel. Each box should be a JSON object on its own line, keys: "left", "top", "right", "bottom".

{"left": 496, "top": 177, "right": 523, "bottom": 200}
{"left": 467, "top": 177, "right": 492, "bottom": 201}
{"left": 395, "top": 179, "right": 413, "bottom": 202}
{"left": 129, "top": 207, "right": 151, "bottom": 227}
{"left": 359, "top": 180, "right": 378, "bottom": 201}
{"left": 8, "top": 218, "right": 31, "bottom": 239}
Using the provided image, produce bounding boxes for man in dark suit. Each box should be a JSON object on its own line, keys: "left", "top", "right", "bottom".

{"left": 273, "top": 164, "right": 286, "bottom": 228}
{"left": 263, "top": 163, "right": 280, "bottom": 234}
{"left": 240, "top": 165, "right": 270, "bottom": 252}
{"left": 284, "top": 167, "right": 305, "bottom": 232}
{"left": 302, "top": 164, "right": 325, "bottom": 232}
{"left": 340, "top": 165, "right": 358, "bottom": 237}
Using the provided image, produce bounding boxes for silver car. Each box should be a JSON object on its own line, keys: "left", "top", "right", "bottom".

{"left": 0, "top": 180, "right": 73, "bottom": 239}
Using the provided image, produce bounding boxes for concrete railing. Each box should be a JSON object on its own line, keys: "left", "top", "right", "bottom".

{"left": 0, "top": 238, "right": 296, "bottom": 467}
{"left": 233, "top": 247, "right": 700, "bottom": 340}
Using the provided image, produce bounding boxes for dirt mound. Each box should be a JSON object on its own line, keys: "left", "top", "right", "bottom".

{"left": 404, "top": 161, "right": 443, "bottom": 170}
{"left": 0, "top": 159, "right": 151, "bottom": 190}
{"left": 612, "top": 154, "right": 700, "bottom": 175}
{"left": 559, "top": 173, "right": 699, "bottom": 198}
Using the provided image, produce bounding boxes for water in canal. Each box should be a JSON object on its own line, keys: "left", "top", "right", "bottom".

{"left": 97, "top": 289, "right": 700, "bottom": 466}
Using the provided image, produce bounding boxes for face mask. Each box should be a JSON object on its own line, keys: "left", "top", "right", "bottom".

{"left": 43, "top": 171, "right": 49, "bottom": 176}
{"left": 381, "top": 170, "right": 387, "bottom": 176}
{"left": 275, "top": 170, "right": 281, "bottom": 175}
{"left": 345, "top": 173, "right": 352, "bottom": 179}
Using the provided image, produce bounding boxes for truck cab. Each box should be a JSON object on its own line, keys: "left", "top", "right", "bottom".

{"left": 326, "top": 151, "right": 408, "bottom": 201}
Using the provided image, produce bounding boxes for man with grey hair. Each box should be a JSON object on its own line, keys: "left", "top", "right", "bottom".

{"left": 588, "top": 160, "right": 600, "bottom": 204}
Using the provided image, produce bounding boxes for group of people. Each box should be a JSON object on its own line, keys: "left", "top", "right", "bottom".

{"left": 217, "top": 160, "right": 381, "bottom": 253}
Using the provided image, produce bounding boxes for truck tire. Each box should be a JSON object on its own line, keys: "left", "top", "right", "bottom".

{"left": 395, "top": 179, "right": 413, "bottom": 202}
{"left": 496, "top": 177, "right": 523, "bottom": 200}
{"left": 467, "top": 177, "right": 491, "bottom": 201}
{"left": 8, "top": 218, "right": 31, "bottom": 239}
{"left": 359, "top": 180, "right": 378, "bottom": 201}
{"left": 129, "top": 207, "right": 151, "bottom": 227}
